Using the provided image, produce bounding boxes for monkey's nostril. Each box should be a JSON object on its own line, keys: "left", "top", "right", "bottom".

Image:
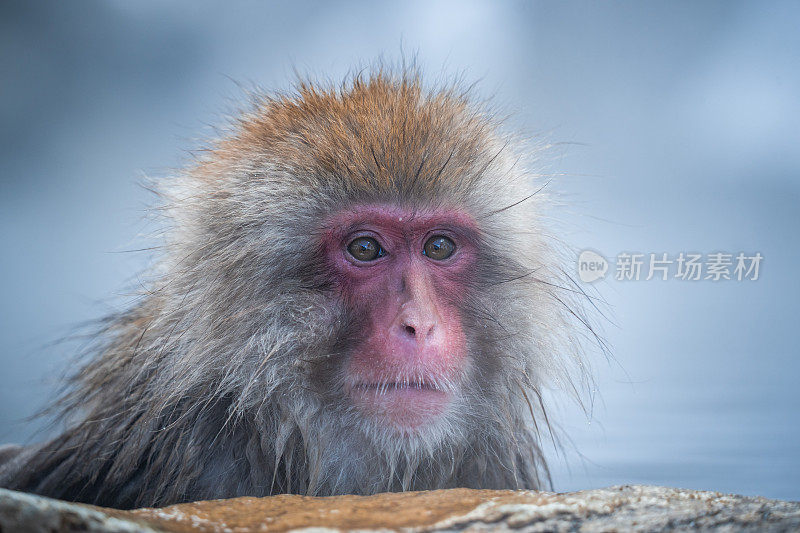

{"left": 404, "top": 325, "right": 416, "bottom": 337}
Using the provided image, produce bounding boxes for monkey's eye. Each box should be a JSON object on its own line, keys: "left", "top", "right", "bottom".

{"left": 347, "top": 237, "right": 386, "bottom": 262}
{"left": 423, "top": 236, "right": 456, "bottom": 261}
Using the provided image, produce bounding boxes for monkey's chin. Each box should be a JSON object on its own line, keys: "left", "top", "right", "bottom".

{"left": 349, "top": 383, "right": 451, "bottom": 431}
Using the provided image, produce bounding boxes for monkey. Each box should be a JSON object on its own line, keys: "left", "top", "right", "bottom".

{"left": 0, "top": 69, "right": 595, "bottom": 509}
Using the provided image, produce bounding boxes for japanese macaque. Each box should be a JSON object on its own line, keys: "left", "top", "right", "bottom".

{"left": 0, "top": 70, "right": 593, "bottom": 509}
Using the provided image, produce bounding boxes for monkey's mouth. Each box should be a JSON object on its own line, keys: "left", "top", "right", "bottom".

{"left": 348, "top": 381, "right": 451, "bottom": 430}
{"left": 352, "top": 381, "right": 441, "bottom": 393}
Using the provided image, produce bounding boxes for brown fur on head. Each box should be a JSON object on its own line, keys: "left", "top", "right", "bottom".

{"left": 0, "top": 69, "right": 594, "bottom": 509}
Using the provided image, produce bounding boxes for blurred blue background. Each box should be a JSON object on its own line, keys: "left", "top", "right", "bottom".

{"left": 1, "top": 0, "right": 798, "bottom": 500}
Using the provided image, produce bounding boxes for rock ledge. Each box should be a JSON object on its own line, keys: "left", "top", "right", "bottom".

{"left": 1, "top": 485, "right": 799, "bottom": 532}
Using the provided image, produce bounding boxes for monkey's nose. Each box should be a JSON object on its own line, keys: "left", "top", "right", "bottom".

{"left": 399, "top": 318, "right": 436, "bottom": 343}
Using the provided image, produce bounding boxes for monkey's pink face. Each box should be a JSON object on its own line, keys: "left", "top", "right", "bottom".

{"left": 322, "top": 206, "right": 478, "bottom": 432}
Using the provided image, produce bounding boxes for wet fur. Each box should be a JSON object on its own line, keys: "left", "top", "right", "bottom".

{"left": 0, "top": 70, "right": 594, "bottom": 508}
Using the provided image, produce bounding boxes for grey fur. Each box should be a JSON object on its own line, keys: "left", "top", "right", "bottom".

{"left": 0, "top": 71, "right": 595, "bottom": 509}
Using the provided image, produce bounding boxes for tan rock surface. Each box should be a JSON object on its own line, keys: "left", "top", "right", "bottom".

{"left": 2, "top": 485, "right": 799, "bottom": 532}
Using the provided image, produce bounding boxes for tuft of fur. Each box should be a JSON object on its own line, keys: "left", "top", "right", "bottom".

{"left": 0, "top": 70, "right": 595, "bottom": 509}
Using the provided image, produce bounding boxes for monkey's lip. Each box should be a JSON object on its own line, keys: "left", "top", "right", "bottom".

{"left": 352, "top": 381, "right": 441, "bottom": 392}
{"left": 348, "top": 381, "right": 451, "bottom": 429}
